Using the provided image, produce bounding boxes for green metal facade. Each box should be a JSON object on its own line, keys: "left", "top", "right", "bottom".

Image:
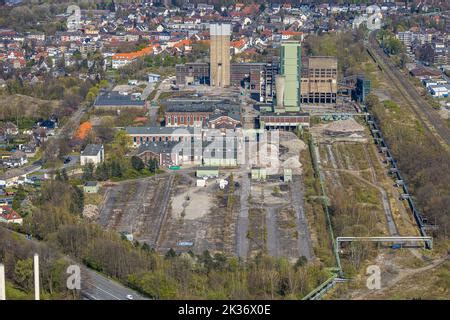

{"left": 281, "top": 41, "right": 301, "bottom": 112}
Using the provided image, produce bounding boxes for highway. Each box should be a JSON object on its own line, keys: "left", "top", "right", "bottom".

{"left": 81, "top": 267, "right": 148, "bottom": 300}
{"left": 367, "top": 31, "right": 450, "bottom": 149}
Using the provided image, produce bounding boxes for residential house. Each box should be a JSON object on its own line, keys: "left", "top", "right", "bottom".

{"left": 148, "top": 73, "right": 161, "bottom": 83}
{"left": 1, "top": 122, "right": 18, "bottom": 135}
{"left": 80, "top": 144, "right": 104, "bottom": 166}
{"left": 0, "top": 205, "right": 23, "bottom": 225}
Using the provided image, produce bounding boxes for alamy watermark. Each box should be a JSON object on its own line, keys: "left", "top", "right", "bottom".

{"left": 66, "top": 5, "right": 81, "bottom": 32}
{"left": 366, "top": 265, "right": 381, "bottom": 290}
{"left": 353, "top": 5, "right": 383, "bottom": 31}
{"left": 66, "top": 265, "right": 81, "bottom": 290}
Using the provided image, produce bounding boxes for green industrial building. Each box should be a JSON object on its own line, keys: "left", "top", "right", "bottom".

{"left": 83, "top": 181, "right": 99, "bottom": 194}
{"left": 279, "top": 41, "right": 301, "bottom": 112}
{"left": 196, "top": 166, "right": 219, "bottom": 178}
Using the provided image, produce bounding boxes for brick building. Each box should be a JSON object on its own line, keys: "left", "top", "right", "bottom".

{"left": 126, "top": 126, "right": 200, "bottom": 147}
{"left": 162, "top": 99, "right": 240, "bottom": 128}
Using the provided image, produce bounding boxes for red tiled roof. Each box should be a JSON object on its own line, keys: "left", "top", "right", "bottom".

{"left": 112, "top": 44, "right": 159, "bottom": 61}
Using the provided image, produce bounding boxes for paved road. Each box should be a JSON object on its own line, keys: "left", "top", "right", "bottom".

{"left": 266, "top": 207, "right": 279, "bottom": 257}
{"left": 367, "top": 31, "right": 450, "bottom": 148}
{"left": 81, "top": 267, "right": 148, "bottom": 300}
{"left": 291, "top": 176, "right": 313, "bottom": 260}
{"left": 141, "top": 82, "right": 155, "bottom": 101}
{"left": 63, "top": 155, "right": 79, "bottom": 168}
{"left": 363, "top": 145, "right": 399, "bottom": 236}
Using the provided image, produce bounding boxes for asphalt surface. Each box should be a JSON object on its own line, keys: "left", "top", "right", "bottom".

{"left": 81, "top": 267, "right": 148, "bottom": 300}
{"left": 291, "top": 176, "right": 313, "bottom": 260}
{"left": 63, "top": 155, "right": 79, "bottom": 168}
{"left": 367, "top": 31, "right": 450, "bottom": 148}
{"left": 265, "top": 207, "right": 279, "bottom": 257}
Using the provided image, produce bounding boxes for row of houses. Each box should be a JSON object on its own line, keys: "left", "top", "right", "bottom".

{"left": 397, "top": 29, "right": 449, "bottom": 65}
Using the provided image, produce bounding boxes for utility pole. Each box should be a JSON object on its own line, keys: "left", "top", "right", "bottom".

{"left": 0, "top": 263, "right": 5, "bottom": 300}
{"left": 34, "top": 253, "right": 40, "bottom": 300}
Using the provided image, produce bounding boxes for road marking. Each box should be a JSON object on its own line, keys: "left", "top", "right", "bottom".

{"left": 85, "top": 281, "right": 122, "bottom": 300}
{"left": 82, "top": 292, "right": 98, "bottom": 300}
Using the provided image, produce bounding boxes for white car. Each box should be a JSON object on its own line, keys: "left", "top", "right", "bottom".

{"left": 126, "top": 294, "right": 134, "bottom": 300}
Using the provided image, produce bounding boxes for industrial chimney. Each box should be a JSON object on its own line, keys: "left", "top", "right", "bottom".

{"left": 34, "top": 253, "right": 40, "bottom": 300}
{"left": 0, "top": 263, "right": 5, "bottom": 300}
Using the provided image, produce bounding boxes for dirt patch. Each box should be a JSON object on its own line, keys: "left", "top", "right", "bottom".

{"left": 172, "top": 189, "right": 213, "bottom": 220}
{"left": 278, "top": 131, "right": 306, "bottom": 175}
{"left": 0, "top": 94, "right": 60, "bottom": 118}
{"left": 83, "top": 204, "right": 99, "bottom": 221}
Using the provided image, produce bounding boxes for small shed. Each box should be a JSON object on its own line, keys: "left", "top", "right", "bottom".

{"left": 196, "top": 179, "right": 206, "bottom": 187}
{"left": 83, "top": 181, "right": 99, "bottom": 193}
{"left": 283, "top": 169, "right": 292, "bottom": 182}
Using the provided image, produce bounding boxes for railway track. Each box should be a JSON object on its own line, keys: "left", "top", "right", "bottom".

{"left": 153, "top": 175, "right": 175, "bottom": 250}
{"left": 366, "top": 31, "right": 450, "bottom": 150}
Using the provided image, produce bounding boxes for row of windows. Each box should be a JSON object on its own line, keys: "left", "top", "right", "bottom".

{"left": 301, "top": 98, "right": 337, "bottom": 102}
{"left": 301, "top": 93, "right": 337, "bottom": 97}
{"left": 166, "top": 115, "right": 207, "bottom": 124}
{"left": 133, "top": 136, "right": 192, "bottom": 143}
{"left": 301, "top": 79, "right": 334, "bottom": 83}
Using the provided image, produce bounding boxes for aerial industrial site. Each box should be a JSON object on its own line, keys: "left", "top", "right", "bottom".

{"left": 0, "top": 0, "right": 448, "bottom": 308}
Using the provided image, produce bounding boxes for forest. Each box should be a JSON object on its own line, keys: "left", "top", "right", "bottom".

{"left": 302, "top": 29, "right": 368, "bottom": 78}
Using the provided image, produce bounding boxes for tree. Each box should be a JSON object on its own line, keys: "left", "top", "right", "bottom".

{"left": 110, "top": 160, "right": 122, "bottom": 178}
{"left": 165, "top": 248, "right": 177, "bottom": 259}
{"left": 295, "top": 256, "right": 308, "bottom": 268}
{"left": 70, "top": 186, "right": 84, "bottom": 215}
{"left": 82, "top": 163, "right": 95, "bottom": 181}
{"left": 416, "top": 43, "right": 435, "bottom": 65}
{"left": 14, "top": 258, "right": 34, "bottom": 291}
{"left": 61, "top": 168, "right": 69, "bottom": 182}
{"left": 131, "top": 156, "right": 144, "bottom": 171}
{"left": 111, "top": 130, "right": 131, "bottom": 157}
{"left": 12, "top": 184, "right": 26, "bottom": 211}
{"left": 95, "top": 162, "right": 109, "bottom": 181}
{"left": 147, "top": 158, "right": 158, "bottom": 173}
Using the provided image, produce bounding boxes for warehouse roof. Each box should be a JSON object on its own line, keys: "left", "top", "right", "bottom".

{"left": 126, "top": 126, "right": 196, "bottom": 135}
{"left": 94, "top": 91, "right": 145, "bottom": 107}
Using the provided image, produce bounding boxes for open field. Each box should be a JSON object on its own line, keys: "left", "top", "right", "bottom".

{"left": 97, "top": 175, "right": 173, "bottom": 246}
{"left": 158, "top": 173, "right": 238, "bottom": 254}
{"left": 0, "top": 94, "right": 60, "bottom": 119}
{"left": 312, "top": 121, "right": 418, "bottom": 239}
